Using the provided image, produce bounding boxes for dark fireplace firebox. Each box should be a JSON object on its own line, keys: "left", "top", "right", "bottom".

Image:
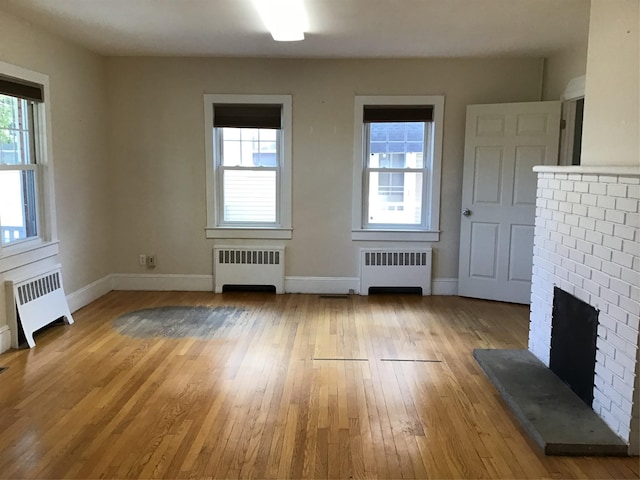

{"left": 549, "top": 287, "right": 599, "bottom": 407}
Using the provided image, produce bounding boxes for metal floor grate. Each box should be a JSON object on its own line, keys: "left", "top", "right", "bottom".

{"left": 0, "top": 367, "right": 7, "bottom": 375}
{"left": 380, "top": 358, "right": 442, "bottom": 363}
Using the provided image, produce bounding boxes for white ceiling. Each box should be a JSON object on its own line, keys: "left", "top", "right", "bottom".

{"left": 1, "top": 0, "right": 590, "bottom": 58}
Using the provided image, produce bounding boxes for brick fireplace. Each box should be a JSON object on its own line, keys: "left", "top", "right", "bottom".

{"left": 529, "top": 166, "right": 639, "bottom": 455}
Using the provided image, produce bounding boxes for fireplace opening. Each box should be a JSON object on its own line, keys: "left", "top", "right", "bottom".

{"left": 549, "top": 287, "right": 599, "bottom": 407}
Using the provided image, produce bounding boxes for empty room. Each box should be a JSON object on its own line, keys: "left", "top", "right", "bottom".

{"left": 0, "top": 0, "right": 638, "bottom": 478}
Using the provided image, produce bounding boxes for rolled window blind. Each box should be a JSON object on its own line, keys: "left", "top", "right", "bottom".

{"left": 214, "top": 104, "right": 282, "bottom": 129}
{"left": 0, "top": 75, "right": 44, "bottom": 102}
{"left": 363, "top": 105, "right": 433, "bottom": 123}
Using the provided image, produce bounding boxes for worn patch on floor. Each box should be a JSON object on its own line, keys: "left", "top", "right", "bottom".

{"left": 113, "top": 306, "right": 246, "bottom": 339}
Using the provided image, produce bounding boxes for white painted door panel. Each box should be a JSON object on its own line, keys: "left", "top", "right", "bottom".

{"left": 458, "top": 101, "right": 560, "bottom": 304}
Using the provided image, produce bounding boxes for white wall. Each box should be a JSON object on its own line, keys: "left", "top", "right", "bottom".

{"left": 0, "top": 9, "right": 111, "bottom": 347}
{"left": 581, "top": 0, "right": 640, "bottom": 166}
{"left": 106, "top": 57, "right": 543, "bottom": 283}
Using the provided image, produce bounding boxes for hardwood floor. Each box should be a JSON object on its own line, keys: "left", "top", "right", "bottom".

{"left": 0, "top": 291, "right": 637, "bottom": 479}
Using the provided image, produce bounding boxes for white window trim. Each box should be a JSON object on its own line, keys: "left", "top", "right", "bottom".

{"left": 351, "top": 95, "right": 444, "bottom": 242}
{"left": 0, "top": 61, "right": 58, "bottom": 273}
{"left": 204, "top": 94, "right": 292, "bottom": 240}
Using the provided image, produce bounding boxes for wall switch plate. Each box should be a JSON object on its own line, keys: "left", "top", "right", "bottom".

{"left": 146, "top": 255, "right": 156, "bottom": 268}
{"left": 138, "top": 254, "right": 146, "bottom": 266}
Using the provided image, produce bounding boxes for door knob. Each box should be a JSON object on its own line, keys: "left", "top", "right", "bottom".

{"left": 462, "top": 208, "right": 472, "bottom": 217}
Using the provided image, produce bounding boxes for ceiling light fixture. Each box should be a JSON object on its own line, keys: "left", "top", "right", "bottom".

{"left": 253, "top": 0, "right": 307, "bottom": 42}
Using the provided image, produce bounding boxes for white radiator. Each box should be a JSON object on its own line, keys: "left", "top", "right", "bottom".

{"left": 213, "top": 246, "right": 285, "bottom": 293}
{"left": 360, "top": 248, "right": 432, "bottom": 295}
{"left": 5, "top": 265, "right": 74, "bottom": 348}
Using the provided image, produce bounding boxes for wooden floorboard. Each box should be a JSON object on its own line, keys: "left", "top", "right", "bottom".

{"left": 0, "top": 291, "right": 637, "bottom": 479}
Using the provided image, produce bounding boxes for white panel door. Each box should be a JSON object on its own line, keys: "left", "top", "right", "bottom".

{"left": 458, "top": 101, "right": 561, "bottom": 304}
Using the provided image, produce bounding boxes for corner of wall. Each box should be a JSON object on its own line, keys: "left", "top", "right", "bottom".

{"left": 0, "top": 325, "right": 10, "bottom": 355}
{"left": 66, "top": 274, "right": 114, "bottom": 313}
{"left": 541, "top": 42, "right": 588, "bottom": 101}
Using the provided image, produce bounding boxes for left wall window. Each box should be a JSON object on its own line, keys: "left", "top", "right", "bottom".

{"left": 0, "top": 92, "right": 39, "bottom": 245}
{"left": 0, "top": 62, "right": 57, "bottom": 266}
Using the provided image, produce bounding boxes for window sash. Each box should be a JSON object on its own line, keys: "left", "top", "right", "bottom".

{"left": 362, "top": 123, "right": 429, "bottom": 229}
{"left": 364, "top": 171, "right": 426, "bottom": 228}
{"left": 0, "top": 97, "right": 37, "bottom": 166}
{"left": 0, "top": 167, "right": 40, "bottom": 246}
{"left": 366, "top": 167, "right": 424, "bottom": 173}
{"left": 215, "top": 128, "right": 282, "bottom": 226}
{"left": 219, "top": 127, "right": 279, "bottom": 168}
{"left": 0, "top": 95, "right": 40, "bottom": 246}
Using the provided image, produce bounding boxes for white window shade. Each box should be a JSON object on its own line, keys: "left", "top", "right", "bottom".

{"left": 222, "top": 169, "right": 277, "bottom": 223}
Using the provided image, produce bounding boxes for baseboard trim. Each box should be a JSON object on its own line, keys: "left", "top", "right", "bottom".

{"left": 63, "top": 274, "right": 458, "bottom": 299}
{"left": 111, "top": 274, "right": 214, "bottom": 292}
{"left": 285, "top": 276, "right": 360, "bottom": 294}
{"left": 432, "top": 278, "right": 458, "bottom": 296}
{"left": 66, "top": 274, "right": 114, "bottom": 313}
{"left": 285, "top": 276, "right": 458, "bottom": 295}
{"left": 0, "top": 325, "right": 10, "bottom": 355}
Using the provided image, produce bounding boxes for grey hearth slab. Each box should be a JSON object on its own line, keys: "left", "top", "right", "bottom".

{"left": 473, "top": 348, "right": 628, "bottom": 456}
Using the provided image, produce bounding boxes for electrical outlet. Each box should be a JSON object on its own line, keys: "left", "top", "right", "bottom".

{"left": 146, "top": 254, "right": 156, "bottom": 268}
{"left": 138, "top": 254, "right": 146, "bottom": 266}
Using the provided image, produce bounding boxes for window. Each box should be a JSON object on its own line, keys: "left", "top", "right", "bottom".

{"left": 367, "top": 122, "right": 427, "bottom": 226}
{"left": 204, "top": 95, "right": 292, "bottom": 239}
{"left": 0, "top": 63, "right": 57, "bottom": 267}
{"left": 352, "top": 96, "right": 444, "bottom": 241}
{"left": 0, "top": 94, "right": 38, "bottom": 245}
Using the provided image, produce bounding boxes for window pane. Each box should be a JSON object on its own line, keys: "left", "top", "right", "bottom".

{"left": 223, "top": 169, "right": 276, "bottom": 223}
{"left": 367, "top": 122, "right": 425, "bottom": 168}
{"left": 221, "top": 127, "right": 278, "bottom": 167}
{"left": 406, "top": 123, "right": 424, "bottom": 141}
{"left": 253, "top": 151, "right": 277, "bottom": 167}
{"left": 387, "top": 123, "right": 405, "bottom": 141}
{"left": 224, "top": 127, "right": 242, "bottom": 140}
{"left": 259, "top": 129, "right": 277, "bottom": 141}
{"left": 0, "top": 169, "right": 37, "bottom": 245}
{"left": 0, "top": 95, "right": 32, "bottom": 166}
{"left": 368, "top": 171, "right": 423, "bottom": 225}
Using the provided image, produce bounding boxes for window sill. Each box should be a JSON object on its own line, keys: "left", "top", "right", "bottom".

{"left": 351, "top": 229, "right": 440, "bottom": 242}
{"left": 0, "top": 240, "right": 59, "bottom": 274}
{"left": 206, "top": 227, "right": 292, "bottom": 240}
